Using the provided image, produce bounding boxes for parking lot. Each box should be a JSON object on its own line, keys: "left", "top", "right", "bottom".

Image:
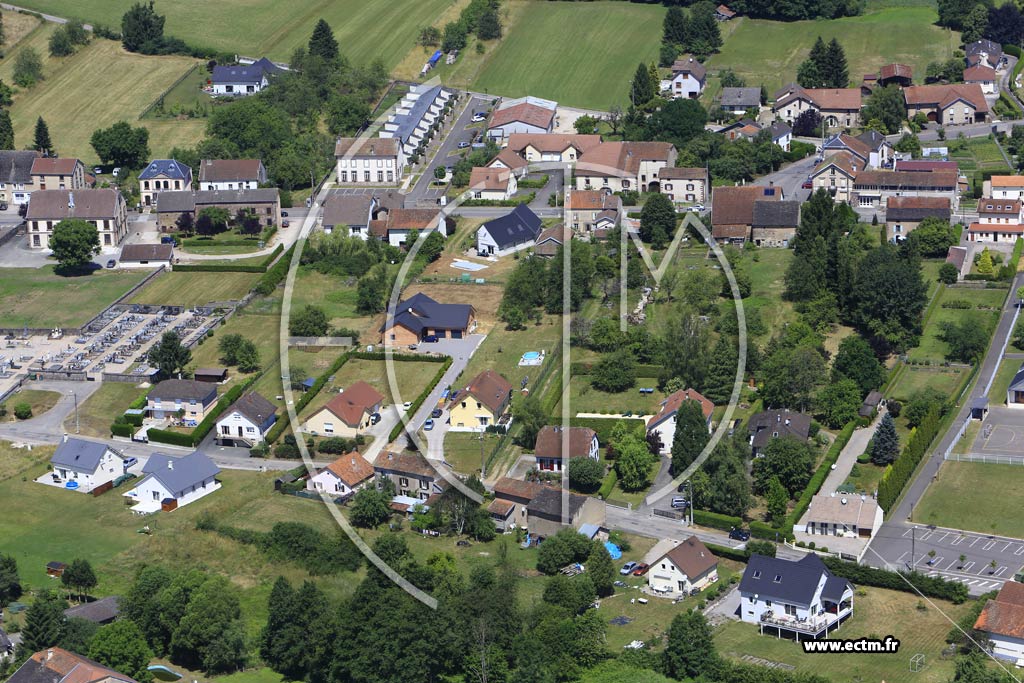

{"left": 970, "top": 406, "right": 1024, "bottom": 459}
{"left": 868, "top": 523, "right": 1024, "bottom": 593}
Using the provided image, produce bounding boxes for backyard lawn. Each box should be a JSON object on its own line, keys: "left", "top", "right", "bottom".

{"left": 460, "top": 312, "right": 563, "bottom": 389}
{"left": 988, "top": 357, "right": 1019, "bottom": 405}
{"left": 886, "top": 365, "right": 971, "bottom": 403}
{"left": 62, "top": 382, "right": 147, "bottom": 438}
{"left": 714, "top": 587, "right": 971, "bottom": 683}
{"left": 908, "top": 285, "right": 1007, "bottom": 363}
{"left": 1, "top": 34, "right": 202, "bottom": 162}
{"left": 13, "top": 0, "right": 453, "bottom": 66}
{"left": 471, "top": 1, "right": 665, "bottom": 110}
{"left": 296, "top": 358, "right": 440, "bottom": 422}
{"left": 558, "top": 375, "right": 665, "bottom": 417}
{"left": 706, "top": 6, "right": 958, "bottom": 94}
{"left": 0, "top": 267, "right": 148, "bottom": 328}
{"left": 442, "top": 430, "right": 502, "bottom": 476}
{"left": 128, "top": 272, "right": 261, "bottom": 307}
{"left": 915, "top": 461, "right": 1024, "bottom": 537}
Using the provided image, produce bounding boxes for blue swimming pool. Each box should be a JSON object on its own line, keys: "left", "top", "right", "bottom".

{"left": 522, "top": 351, "right": 541, "bottom": 361}
{"left": 604, "top": 542, "right": 622, "bottom": 560}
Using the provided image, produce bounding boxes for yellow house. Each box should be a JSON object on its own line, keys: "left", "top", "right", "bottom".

{"left": 449, "top": 370, "right": 512, "bottom": 431}
{"left": 303, "top": 381, "right": 383, "bottom": 438}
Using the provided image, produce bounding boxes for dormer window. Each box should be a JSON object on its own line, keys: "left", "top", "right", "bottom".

{"left": 752, "top": 570, "right": 761, "bottom": 579}
{"left": 774, "top": 574, "right": 782, "bottom": 583}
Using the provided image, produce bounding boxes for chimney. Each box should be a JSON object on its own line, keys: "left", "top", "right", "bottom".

{"left": 167, "top": 460, "right": 174, "bottom": 470}
{"left": 785, "top": 418, "right": 790, "bottom": 426}
{"left": 841, "top": 497, "right": 848, "bottom": 505}
{"left": 63, "top": 433, "right": 68, "bottom": 443}
{"left": 47, "top": 650, "right": 54, "bottom": 661}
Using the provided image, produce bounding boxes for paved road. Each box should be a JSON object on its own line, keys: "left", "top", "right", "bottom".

{"left": 0, "top": 380, "right": 103, "bottom": 440}
{"left": 408, "top": 94, "right": 491, "bottom": 201}
{"left": 604, "top": 505, "right": 806, "bottom": 561}
{"left": 0, "top": 2, "right": 92, "bottom": 29}
{"left": 753, "top": 154, "right": 816, "bottom": 201}
{"left": 864, "top": 276, "right": 1023, "bottom": 593}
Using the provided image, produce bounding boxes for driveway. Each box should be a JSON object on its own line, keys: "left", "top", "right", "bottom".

{"left": 706, "top": 585, "right": 742, "bottom": 624}
{"left": 818, "top": 408, "right": 885, "bottom": 495}
{"left": 396, "top": 335, "right": 485, "bottom": 452}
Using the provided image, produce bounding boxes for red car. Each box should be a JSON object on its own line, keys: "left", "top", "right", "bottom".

{"left": 632, "top": 563, "right": 650, "bottom": 576}
{"left": 801, "top": 179, "right": 813, "bottom": 189}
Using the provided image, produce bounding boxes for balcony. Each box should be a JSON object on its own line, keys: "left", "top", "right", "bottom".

{"left": 758, "top": 605, "right": 852, "bottom": 638}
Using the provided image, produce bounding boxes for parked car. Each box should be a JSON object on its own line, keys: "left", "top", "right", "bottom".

{"left": 403, "top": 401, "right": 412, "bottom": 410}
{"left": 472, "top": 112, "right": 487, "bottom": 122}
{"left": 408, "top": 344, "right": 418, "bottom": 351}
{"left": 729, "top": 527, "right": 751, "bottom": 542}
{"left": 423, "top": 334, "right": 439, "bottom": 343}
{"left": 123, "top": 457, "right": 138, "bottom": 468}
{"left": 671, "top": 497, "right": 689, "bottom": 509}
{"left": 92, "top": 167, "right": 103, "bottom": 175}
{"left": 431, "top": 407, "right": 443, "bottom": 418}
{"left": 457, "top": 141, "right": 471, "bottom": 149}
{"left": 801, "top": 179, "right": 813, "bottom": 189}
{"left": 456, "top": 539, "right": 471, "bottom": 547}
{"left": 106, "top": 259, "right": 117, "bottom": 269}
{"left": 677, "top": 483, "right": 687, "bottom": 493}
{"left": 160, "top": 236, "right": 177, "bottom": 245}
{"left": 112, "top": 167, "right": 121, "bottom": 177}
{"left": 282, "top": 220, "right": 290, "bottom": 228}
{"left": 282, "top": 211, "right": 289, "bottom": 217}
{"left": 424, "top": 418, "right": 435, "bottom": 430}
{"left": 689, "top": 203, "right": 705, "bottom": 212}
{"left": 369, "top": 413, "right": 382, "bottom": 425}
{"left": 632, "top": 563, "right": 650, "bottom": 576}
{"left": 619, "top": 561, "right": 638, "bottom": 575}
{"left": 0, "top": 202, "right": 7, "bottom": 211}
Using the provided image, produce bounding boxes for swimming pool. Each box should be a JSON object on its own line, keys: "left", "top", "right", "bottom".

{"left": 604, "top": 542, "right": 622, "bottom": 560}
{"left": 518, "top": 350, "right": 544, "bottom": 366}
{"left": 522, "top": 351, "right": 541, "bottom": 361}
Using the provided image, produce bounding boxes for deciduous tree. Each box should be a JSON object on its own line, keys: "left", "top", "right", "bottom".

{"left": 51, "top": 218, "right": 100, "bottom": 272}
{"left": 89, "top": 621, "right": 154, "bottom": 683}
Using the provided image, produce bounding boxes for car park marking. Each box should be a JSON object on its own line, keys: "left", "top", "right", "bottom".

{"left": 962, "top": 561, "right": 976, "bottom": 572}
{"left": 970, "top": 537, "right": 981, "bottom": 547}
{"left": 920, "top": 531, "right": 933, "bottom": 541}
{"left": 902, "top": 528, "right": 914, "bottom": 538}
{"left": 1003, "top": 542, "right": 1013, "bottom": 552}
{"left": 951, "top": 535, "right": 965, "bottom": 546}
{"left": 945, "top": 559, "right": 960, "bottom": 570}
{"left": 936, "top": 532, "right": 950, "bottom": 543}
{"left": 995, "top": 566, "right": 1009, "bottom": 577}
{"left": 983, "top": 540, "right": 997, "bottom": 551}
{"left": 1015, "top": 545, "right": 1024, "bottom": 556}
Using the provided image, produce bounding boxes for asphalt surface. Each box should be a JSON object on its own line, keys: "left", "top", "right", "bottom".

{"left": 408, "top": 94, "right": 492, "bottom": 202}
{"left": 864, "top": 275, "right": 1024, "bottom": 593}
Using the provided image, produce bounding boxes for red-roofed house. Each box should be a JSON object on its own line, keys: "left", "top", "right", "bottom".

{"left": 533, "top": 425, "right": 599, "bottom": 471}
{"left": 878, "top": 63, "right": 912, "bottom": 87}
{"left": 306, "top": 451, "right": 375, "bottom": 499}
{"left": 303, "top": 381, "right": 384, "bottom": 437}
{"left": 648, "top": 536, "right": 719, "bottom": 596}
{"left": 647, "top": 388, "right": 714, "bottom": 455}
{"left": 967, "top": 222, "right": 1024, "bottom": 243}
{"left": 773, "top": 84, "right": 862, "bottom": 128}
{"left": 974, "top": 581, "right": 1024, "bottom": 662}
{"left": 575, "top": 141, "right": 677, "bottom": 193}
{"left": 30, "top": 158, "right": 86, "bottom": 192}
{"left": 7, "top": 647, "right": 137, "bottom": 683}
{"left": 468, "top": 167, "right": 517, "bottom": 200}
{"left": 903, "top": 84, "right": 989, "bottom": 124}
{"left": 964, "top": 64, "right": 998, "bottom": 93}
{"left": 487, "top": 97, "right": 557, "bottom": 139}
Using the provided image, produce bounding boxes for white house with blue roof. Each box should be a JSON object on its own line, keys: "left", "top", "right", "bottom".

{"left": 123, "top": 451, "right": 221, "bottom": 513}
{"left": 739, "top": 553, "right": 854, "bottom": 640}
{"left": 44, "top": 436, "right": 125, "bottom": 492}
{"left": 139, "top": 159, "right": 193, "bottom": 207}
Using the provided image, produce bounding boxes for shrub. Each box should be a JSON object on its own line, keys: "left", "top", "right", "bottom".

{"left": 13, "top": 403, "right": 31, "bottom": 419}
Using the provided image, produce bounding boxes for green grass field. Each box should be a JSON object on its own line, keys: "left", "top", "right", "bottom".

{"left": 559, "top": 375, "right": 666, "bottom": 417}
{"left": 706, "top": 7, "right": 959, "bottom": 94}
{"left": 715, "top": 587, "right": 969, "bottom": 683}
{"left": 13, "top": 0, "right": 452, "bottom": 66}
{"left": 471, "top": 1, "right": 665, "bottom": 110}
{"left": 297, "top": 358, "right": 439, "bottom": 422}
{"left": 128, "top": 271, "right": 261, "bottom": 306}
{"left": 443, "top": 430, "right": 502, "bottom": 475}
{"left": 927, "top": 137, "right": 1012, "bottom": 175}
{"left": 2, "top": 34, "right": 202, "bottom": 162}
{"left": 908, "top": 285, "right": 1007, "bottom": 363}
{"left": 0, "top": 266, "right": 148, "bottom": 328}
{"left": 989, "top": 357, "right": 1020, "bottom": 405}
{"left": 2, "top": 389, "right": 62, "bottom": 421}
{"left": 915, "top": 461, "right": 1024, "bottom": 537}
{"left": 887, "top": 365, "right": 970, "bottom": 403}
{"left": 64, "top": 382, "right": 147, "bottom": 438}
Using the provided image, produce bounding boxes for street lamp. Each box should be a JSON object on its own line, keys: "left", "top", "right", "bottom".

{"left": 68, "top": 390, "right": 78, "bottom": 434}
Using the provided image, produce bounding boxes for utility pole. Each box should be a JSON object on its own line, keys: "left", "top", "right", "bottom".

{"left": 70, "top": 390, "right": 79, "bottom": 434}
{"left": 479, "top": 430, "right": 485, "bottom": 479}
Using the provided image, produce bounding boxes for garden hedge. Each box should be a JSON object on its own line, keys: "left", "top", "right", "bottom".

{"left": 255, "top": 245, "right": 295, "bottom": 295}
{"left": 173, "top": 264, "right": 266, "bottom": 273}
{"left": 351, "top": 350, "right": 446, "bottom": 363}
{"left": 558, "top": 417, "right": 646, "bottom": 443}
{"left": 597, "top": 469, "right": 618, "bottom": 500}
{"left": 877, "top": 405, "right": 943, "bottom": 511}
{"left": 110, "top": 423, "right": 134, "bottom": 438}
{"left": 148, "top": 376, "right": 257, "bottom": 448}
{"left": 388, "top": 357, "right": 453, "bottom": 442}
{"left": 705, "top": 542, "right": 749, "bottom": 563}
{"left": 693, "top": 509, "right": 742, "bottom": 531}
{"left": 265, "top": 352, "right": 353, "bottom": 444}
{"left": 570, "top": 361, "right": 664, "bottom": 377}
{"left": 822, "top": 556, "right": 968, "bottom": 603}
